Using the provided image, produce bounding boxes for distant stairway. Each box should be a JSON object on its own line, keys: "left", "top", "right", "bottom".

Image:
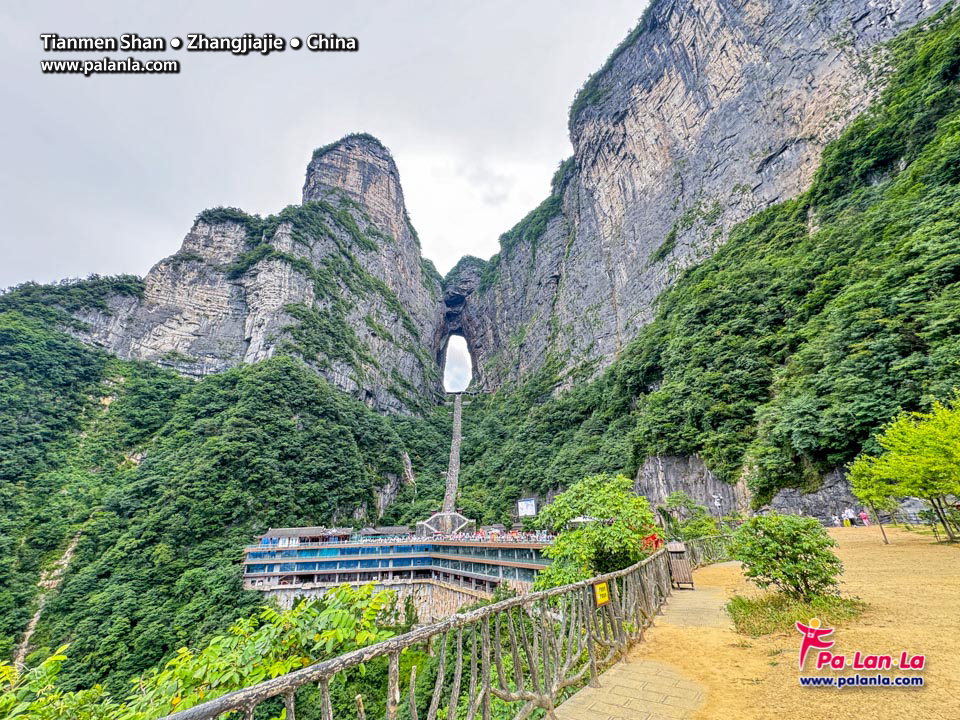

{"left": 418, "top": 393, "right": 475, "bottom": 535}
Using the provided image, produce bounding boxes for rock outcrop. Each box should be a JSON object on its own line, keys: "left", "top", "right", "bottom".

{"left": 76, "top": 135, "right": 445, "bottom": 413}
{"left": 454, "top": 0, "right": 947, "bottom": 390}
{"left": 636, "top": 455, "right": 751, "bottom": 515}
{"left": 763, "top": 469, "right": 860, "bottom": 523}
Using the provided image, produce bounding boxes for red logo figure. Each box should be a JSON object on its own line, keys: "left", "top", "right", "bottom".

{"left": 796, "top": 617, "right": 834, "bottom": 670}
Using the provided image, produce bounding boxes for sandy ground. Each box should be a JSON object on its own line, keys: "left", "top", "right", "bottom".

{"left": 625, "top": 527, "right": 960, "bottom": 719}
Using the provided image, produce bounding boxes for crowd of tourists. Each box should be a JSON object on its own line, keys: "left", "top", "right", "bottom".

{"left": 430, "top": 530, "right": 555, "bottom": 543}
{"left": 318, "top": 530, "right": 556, "bottom": 544}
{"left": 832, "top": 507, "right": 871, "bottom": 527}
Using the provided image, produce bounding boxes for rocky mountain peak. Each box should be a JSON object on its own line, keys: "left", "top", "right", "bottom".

{"left": 73, "top": 136, "right": 444, "bottom": 413}
{"left": 64, "top": 0, "right": 948, "bottom": 412}
{"left": 302, "top": 133, "right": 412, "bottom": 244}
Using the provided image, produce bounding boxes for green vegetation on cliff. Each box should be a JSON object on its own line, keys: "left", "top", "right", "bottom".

{"left": 458, "top": 6, "right": 960, "bottom": 520}
{"left": 0, "top": 281, "right": 449, "bottom": 693}
{"left": 197, "top": 196, "right": 433, "bottom": 398}
{"left": 568, "top": 1, "right": 662, "bottom": 127}
{"left": 479, "top": 189, "right": 565, "bottom": 293}
{"left": 310, "top": 132, "right": 386, "bottom": 161}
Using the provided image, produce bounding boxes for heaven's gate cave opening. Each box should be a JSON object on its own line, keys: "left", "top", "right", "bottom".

{"left": 442, "top": 334, "right": 472, "bottom": 392}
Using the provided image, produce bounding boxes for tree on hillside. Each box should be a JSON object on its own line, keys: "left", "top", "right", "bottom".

{"left": 0, "top": 585, "right": 399, "bottom": 719}
{"left": 660, "top": 491, "right": 719, "bottom": 540}
{"left": 849, "top": 399, "right": 960, "bottom": 542}
{"left": 534, "top": 473, "right": 659, "bottom": 588}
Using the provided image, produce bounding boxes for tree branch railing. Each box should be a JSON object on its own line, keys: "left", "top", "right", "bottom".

{"left": 160, "top": 535, "right": 732, "bottom": 720}
{"left": 683, "top": 534, "right": 732, "bottom": 569}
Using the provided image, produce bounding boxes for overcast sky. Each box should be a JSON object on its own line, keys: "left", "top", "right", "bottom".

{"left": 0, "top": 0, "right": 644, "bottom": 388}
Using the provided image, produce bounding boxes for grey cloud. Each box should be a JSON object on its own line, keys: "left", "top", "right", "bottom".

{"left": 455, "top": 159, "right": 514, "bottom": 207}
{"left": 0, "top": 0, "right": 643, "bottom": 289}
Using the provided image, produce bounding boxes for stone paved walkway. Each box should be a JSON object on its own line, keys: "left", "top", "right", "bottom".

{"left": 657, "top": 582, "right": 732, "bottom": 631}
{"left": 555, "top": 562, "right": 738, "bottom": 720}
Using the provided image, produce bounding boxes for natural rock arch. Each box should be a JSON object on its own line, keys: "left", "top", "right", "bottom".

{"left": 434, "top": 257, "right": 485, "bottom": 392}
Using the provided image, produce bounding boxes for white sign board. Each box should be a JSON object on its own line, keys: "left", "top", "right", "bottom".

{"left": 517, "top": 498, "right": 537, "bottom": 517}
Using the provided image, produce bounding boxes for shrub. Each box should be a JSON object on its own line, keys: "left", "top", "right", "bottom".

{"left": 660, "top": 491, "right": 720, "bottom": 540}
{"left": 535, "top": 473, "right": 659, "bottom": 588}
{"left": 730, "top": 514, "right": 843, "bottom": 601}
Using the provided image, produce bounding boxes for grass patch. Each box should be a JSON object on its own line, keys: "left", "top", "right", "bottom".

{"left": 726, "top": 593, "right": 866, "bottom": 636}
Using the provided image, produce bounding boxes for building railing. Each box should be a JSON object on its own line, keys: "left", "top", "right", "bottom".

{"left": 243, "top": 550, "right": 550, "bottom": 567}
{"left": 243, "top": 535, "right": 554, "bottom": 552}
{"left": 161, "top": 535, "right": 732, "bottom": 720}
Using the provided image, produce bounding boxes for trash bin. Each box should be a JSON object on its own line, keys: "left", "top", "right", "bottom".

{"left": 666, "top": 541, "right": 694, "bottom": 589}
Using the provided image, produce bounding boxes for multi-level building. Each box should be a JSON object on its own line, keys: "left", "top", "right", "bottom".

{"left": 242, "top": 526, "right": 552, "bottom": 600}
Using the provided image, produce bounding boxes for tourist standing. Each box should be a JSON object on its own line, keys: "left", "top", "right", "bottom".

{"left": 843, "top": 507, "right": 856, "bottom": 527}
{"left": 859, "top": 509, "right": 870, "bottom": 526}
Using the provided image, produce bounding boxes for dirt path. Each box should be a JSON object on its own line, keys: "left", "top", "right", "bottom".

{"left": 13, "top": 533, "right": 81, "bottom": 667}
{"left": 624, "top": 527, "right": 959, "bottom": 719}
{"left": 557, "top": 563, "right": 751, "bottom": 719}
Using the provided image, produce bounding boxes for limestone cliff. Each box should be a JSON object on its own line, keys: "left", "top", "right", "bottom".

{"left": 76, "top": 134, "right": 445, "bottom": 413}
{"left": 451, "top": 0, "right": 947, "bottom": 390}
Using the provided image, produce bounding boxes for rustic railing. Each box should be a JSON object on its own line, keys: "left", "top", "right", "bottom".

{"left": 162, "top": 536, "right": 731, "bottom": 720}
{"left": 683, "top": 534, "right": 732, "bottom": 569}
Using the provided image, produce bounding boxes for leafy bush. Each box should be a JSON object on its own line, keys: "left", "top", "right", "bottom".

{"left": 730, "top": 514, "right": 843, "bottom": 601}
{"left": 0, "top": 585, "right": 398, "bottom": 719}
{"left": 659, "top": 491, "right": 720, "bottom": 540}
{"left": 534, "top": 473, "right": 659, "bottom": 588}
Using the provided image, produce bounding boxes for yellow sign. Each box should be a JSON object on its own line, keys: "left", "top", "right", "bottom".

{"left": 594, "top": 581, "right": 610, "bottom": 606}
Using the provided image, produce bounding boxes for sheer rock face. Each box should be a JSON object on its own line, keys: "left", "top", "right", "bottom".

{"left": 76, "top": 136, "right": 444, "bottom": 413}
{"left": 636, "top": 455, "right": 751, "bottom": 515}
{"left": 455, "top": 0, "right": 946, "bottom": 390}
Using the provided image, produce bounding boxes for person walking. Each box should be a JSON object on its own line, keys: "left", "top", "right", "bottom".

{"left": 859, "top": 509, "right": 870, "bottom": 526}
{"left": 843, "top": 507, "right": 857, "bottom": 527}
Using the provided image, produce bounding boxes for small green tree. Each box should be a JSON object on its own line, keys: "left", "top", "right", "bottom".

{"left": 535, "top": 473, "right": 659, "bottom": 588}
{"left": 848, "top": 459, "right": 898, "bottom": 544}
{"left": 662, "top": 491, "right": 719, "bottom": 539}
{"left": 730, "top": 514, "right": 843, "bottom": 601}
{"left": 849, "top": 399, "right": 960, "bottom": 541}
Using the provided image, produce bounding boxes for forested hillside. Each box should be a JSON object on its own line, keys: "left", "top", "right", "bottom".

{"left": 0, "top": 280, "right": 449, "bottom": 693}
{"left": 456, "top": 5, "right": 960, "bottom": 522}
